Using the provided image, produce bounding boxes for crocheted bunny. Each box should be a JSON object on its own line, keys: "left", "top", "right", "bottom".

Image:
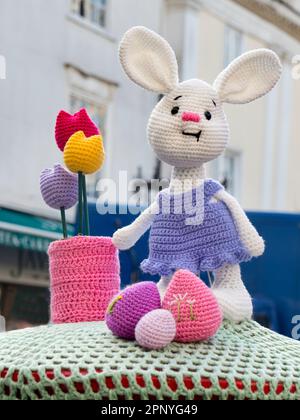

{"left": 113, "top": 26, "right": 282, "bottom": 323}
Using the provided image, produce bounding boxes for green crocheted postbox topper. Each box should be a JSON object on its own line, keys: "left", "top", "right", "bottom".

{"left": 0, "top": 320, "right": 300, "bottom": 400}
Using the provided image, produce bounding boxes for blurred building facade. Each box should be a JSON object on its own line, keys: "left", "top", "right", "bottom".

{"left": 0, "top": 0, "right": 165, "bottom": 329}
{"left": 0, "top": 0, "right": 300, "bottom": 328}
{"left": 0, "top": 0, "right": 300, "bottom": 216}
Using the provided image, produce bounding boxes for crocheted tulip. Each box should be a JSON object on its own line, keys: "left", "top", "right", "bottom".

{"left": 55, "top": 109, "right": 99, "bottom": 152}
{"left": 135, "top": 309, "right": 176, "bottom": 350}
{"left": 64, "top": 131, "right": 105, "bottom": 175}
{"left": 162, "top": 270, "right": 222, "bottom": 343}
{"left": 106, "top": 282, "right": 161, "bottom": 340}
{"left": 40, "top": 164, "right": 78, "bottom": 210}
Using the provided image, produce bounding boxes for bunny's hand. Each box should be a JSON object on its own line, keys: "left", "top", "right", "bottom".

{"left": 215, "top": 189, "right": 265, "bottom": 258}
{"left": 113, "top": 225, "right": 140, "bottom": 251}
{"left": 112, "top": 200, "right": 159, "bottom": 251}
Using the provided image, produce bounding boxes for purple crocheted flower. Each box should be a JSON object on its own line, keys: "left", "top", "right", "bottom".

{"left": 106, "top": 282, "right": 161, "bottom": 340}
{"left": 40, "top": 164, "right": 78, "bottom": 210}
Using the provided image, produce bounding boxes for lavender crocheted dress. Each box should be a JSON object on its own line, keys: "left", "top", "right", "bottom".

{"left": 141, "top": 180, "right": 251, "bottom": 276}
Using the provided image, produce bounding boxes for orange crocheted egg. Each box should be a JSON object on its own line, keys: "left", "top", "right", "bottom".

{"left": 64, "top": 131, "right": 105, "bottom": 175}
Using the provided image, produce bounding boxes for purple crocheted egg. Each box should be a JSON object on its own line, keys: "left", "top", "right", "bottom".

{"left": 106, "top": 282, "right": 161, "bottom": 340}
{"left": 135, "top": 309, "right": 176, "bottom": 350}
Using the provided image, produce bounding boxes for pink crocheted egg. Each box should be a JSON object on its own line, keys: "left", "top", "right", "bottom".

{"left": 135, "top": 309, "right": 176, "bottom": 350}
{"left": 162, "top": 270, "right": 222, "bottom": 343}
{"left": 106, "top": 282, "right": 161, "bottom": 340}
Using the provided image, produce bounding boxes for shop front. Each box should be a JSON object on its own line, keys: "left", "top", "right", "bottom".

{"left": 0, "top": 208, "right": 74, "bottom": 331}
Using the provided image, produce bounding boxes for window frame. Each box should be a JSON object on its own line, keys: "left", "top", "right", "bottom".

{"left": 71, "top": 0, "right": 110, "bottom": 30}
{"left": 69, "top": 93, "right": 109, "bottom": 198}
{"left": 66, "top": 65, "right": 117, "bottom": 197}
{"left": 224, "top": 24, "right": 244, "bottom": 67}
{"left": 211, "top": 149, "right": 242, "bottom": 200}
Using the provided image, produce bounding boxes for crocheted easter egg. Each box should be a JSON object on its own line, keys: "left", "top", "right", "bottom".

{"left": 135, "top": 309, "right": 176, "bottom": 350}
{"left": 106, "top": 282, "right": 161, "bottom": 340}
{"left": 162, "top": 270, "right": 222, "bottom": 343}
{"left": 64, "top": 131, "right": 105, "bottom": 175}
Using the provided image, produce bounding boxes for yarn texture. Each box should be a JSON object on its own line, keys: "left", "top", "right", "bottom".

{"left": 212, "top": 264, "right": 253, "bottom": 323}
{"left": 141, "top": 180, "right": 251, "bottom": 277}
{"left": 147, "top": 79, "right": 230, "bottom": 169}
{"left": 0, "top": 320, "right": 299, "bottom": 400}
{"left": 215, "top": 189, "right": 265, "bottom": 257}
{"left": 40, "top": 164, "right": 78, "bottom": 210}
{"left": 135, "top": 309, "right": 176, "bottom": 350}
{"left": 64, "top": 131, "right": 105, "bottom": 175}
{"left": 106, "top": 282, "right": 161, "bottom": 340}
{"left": 119, "top": 26, "right": 179, "bottom": 94}
{"left": 49, "top": 236, "right": 120, "bottom": 324}
{"left": 162, "top": 270, "right": 222, "bottom": 343}
{"left": 213, "top": 49, "right": 282, "bottom": 104}
{"left": 55, "top": 109, "right": 99, "bottom": 152}
{"left": 113, "top": 26, "right": 282, "bottom": 323}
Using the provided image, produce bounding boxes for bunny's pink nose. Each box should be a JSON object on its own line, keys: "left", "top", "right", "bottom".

{"left": 182, "top": 112, "right": 201, "bottom": 123}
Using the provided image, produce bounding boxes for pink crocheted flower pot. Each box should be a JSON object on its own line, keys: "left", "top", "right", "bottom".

{"left": 48, "top": 236, "right": 120, "bottom": 324}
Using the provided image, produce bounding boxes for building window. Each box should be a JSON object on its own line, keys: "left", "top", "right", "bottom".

{"left": 79, "top": 0, "right": 85, "bottom": 17}
{"left": 66, "top": 64, "right": 116, "bottom": 197}
{"left": 212, "top": 150, "right": 242, "bottom": 198}
{"left": 71, "top": 0, "right": 108, "bottom": 28}
{"left": 224, "top": 25, "right": 244, "bottom": 67}
{"left": 91, "top": 0, "right": 107, "bottom": 27}
{"left": 70, "top": 95, "right": 108, "bottom": 197}
{"left": 70, "top": 95, "right": 107, "bottom": 138}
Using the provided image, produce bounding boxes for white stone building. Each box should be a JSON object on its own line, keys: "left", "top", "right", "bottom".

{"left": 0, "top": 0, "right": 300, "bottom": 219}
{"left": 0, "top": 0, "right": 300, "bottom": 328}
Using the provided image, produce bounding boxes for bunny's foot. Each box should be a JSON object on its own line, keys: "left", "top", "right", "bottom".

{"left": 157, "top": 275, "right": 172, "bottom": 299}
{"left": 212, "top": 264, "right": 253, "bottom": 323}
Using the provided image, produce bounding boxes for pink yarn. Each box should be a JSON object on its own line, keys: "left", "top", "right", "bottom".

{"left": 182, "top": 112, "right": 201, "bottom": 123}
{"left": 55, "top": 109, "right": 99, "bottom": 152}
{"left": 135, "top": 309, "right": 176, "bottom": 350}
{"left": 162, "top": 270, "right": 222, "bottom": 343}
{"left": 49, "top": 236, "right": 120, "bottom": 324}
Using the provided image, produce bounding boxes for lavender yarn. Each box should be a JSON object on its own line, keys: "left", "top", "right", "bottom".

{"left": 141, "top": 180, "right": 251, "bottom": 276}
{"left": 40, "top": 164, "right": 78, "bottom": 210}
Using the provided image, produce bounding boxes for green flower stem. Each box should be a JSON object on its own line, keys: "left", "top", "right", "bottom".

{"left": 60, "top": 207, "right": 68, "bottom": 239}
{"left": 78, "top": 172, "right": 84, "bottom": 235}
{"left": 82, "top": 174, "right": 90, "bottom": 236}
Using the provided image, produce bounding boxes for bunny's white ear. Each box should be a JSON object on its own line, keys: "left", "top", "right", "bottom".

{"left": 119, "top": 26, "right": 179, "bottom": 94}
{"left": 213, "top": 49, "right": 282, "bottom": 104}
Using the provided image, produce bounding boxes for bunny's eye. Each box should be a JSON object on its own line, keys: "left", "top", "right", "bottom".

{"left": 171, "top": 106, "right": 180, "bottom": 116}
{"left": 205, "top": 111, "right": 212, "bottom": 121}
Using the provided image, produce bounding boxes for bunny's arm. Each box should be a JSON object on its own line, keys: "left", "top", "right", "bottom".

{"left": 112, "top": 200, "right": 159, "bottom": 251}
{"left": 214, "top": 189, "right": 265, "bottom": 257}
